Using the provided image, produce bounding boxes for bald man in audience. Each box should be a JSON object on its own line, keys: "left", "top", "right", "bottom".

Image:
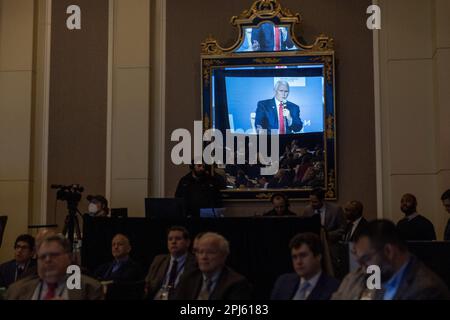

{"left": 5, "top": 234, "right": 103, "bottom": 300}
{"left": 94, "top": 233, "right": 143, "bottom": 284}
{"left": 145, "top": 226, "right": 196, "bottom": 300}
{"left": 174, "top": 232, "right": 252, "bottom": 300}
{"left": 397, "top": 193, "right": 436, "bottom": 241}
{"left": 271, "top": 233, "right": 339, "bottom": 300}
{"left": 343, "top": 200, "right": 368, "bottom": 242}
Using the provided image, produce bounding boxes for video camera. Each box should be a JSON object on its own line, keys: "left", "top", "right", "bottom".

{"left": 51, "top": 184, "right": 84, "bottom": 203}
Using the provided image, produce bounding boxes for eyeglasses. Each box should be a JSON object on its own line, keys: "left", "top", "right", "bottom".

{"left": 196, "top": 250, "right": 220, "bottom": 257}
{"left": 37, "top": 252, "right": 66, "bottom": 260}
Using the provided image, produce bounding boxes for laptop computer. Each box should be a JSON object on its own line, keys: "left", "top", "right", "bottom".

{"left": 199, "top": 208, "right": 226, "bottom": 218}
{"left": 144, "top": 198, "right": 185, "bottom": 219}
{"left": 110, "top": 208, "right": 128, "bottom": 218}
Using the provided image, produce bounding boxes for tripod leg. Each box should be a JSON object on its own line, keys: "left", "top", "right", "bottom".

{"left": 74, "top": 216, "right": 82, "bottom": 240}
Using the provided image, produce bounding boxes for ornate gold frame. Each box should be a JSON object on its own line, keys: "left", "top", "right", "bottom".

{"left": 200, "top": 0, "right": 337, "bottom": 200}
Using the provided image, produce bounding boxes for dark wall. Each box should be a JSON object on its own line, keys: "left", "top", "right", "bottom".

{"left": 47, "top": 0, "right": 109, "bottom": 227}
{"left": 165, "top": 0, "right": 376, "bottom": 217}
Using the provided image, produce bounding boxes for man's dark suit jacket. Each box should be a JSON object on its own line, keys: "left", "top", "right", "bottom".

{"left": 270, "top": 272, "right": 339, "bottom": 300}
{"left": 174, "top": 266, "right": 252, "bottom": 300}
{"left": 255, "top": 98, "right": 303, "bottom": 133}
{"left": 0, "top": 259, "right": 37, "bottom": 288}
{"left": 373, "top": 256, "right": 450, "bottom": 300}
{"left": 303, "top": 202, "right": 346, "bottom": 242}
{"left": 145, "top": 253, "right": 197, "bottom": 299}
{"left": 251, "top": 23, "right": 294, "bottom": 51}
{"left": 94, "top": 258, "right": 144, "bottom": 283}
{"left": 344, "top": 217, "right": 368, "bottom": 242}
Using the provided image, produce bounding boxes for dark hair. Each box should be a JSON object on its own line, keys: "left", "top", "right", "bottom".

{"left": 87, "top": 194, "right": 109, "bottom": 215}
{"left": 167, "top": 226, "right": 190, "bottom": 240}
{"left": 270, "top": 192, "right": 290, "bottom": 207}
{"left": 354, "top": 219, "right": 407, "bottom": 251}
{"left": 39, "top": 234, "right": 71, "bottom": 253}
{"left": 289, "top": 232, "right": 322, "bottom": 256}
{"left": 14, "top": 234, "right": 35, "bottom": 250}
{"left": 441, "top": 189, "right": 450, "bottom": 201}
{"left": 310, "top": 188, "right": 325, "bottom": 201}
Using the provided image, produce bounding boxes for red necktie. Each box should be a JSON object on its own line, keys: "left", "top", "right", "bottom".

{"left": 278, "top": 102, "right": 285, "bottom": 134}
{"left": 44, "top": 283, "right": 57, "bottom": 300}
{"left": 274, "top": 27, "right": 281, "bottom": 50}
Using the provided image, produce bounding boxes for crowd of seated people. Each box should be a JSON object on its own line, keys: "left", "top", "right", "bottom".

{"left": 0, "top": 188, "right": 449, "bottom": 300}
{"left": 223, "top": 141, "right": 325, "bottom": 189}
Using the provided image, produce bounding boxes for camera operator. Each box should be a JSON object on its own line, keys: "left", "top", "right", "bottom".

{"left": 86, "top": 195, "right": 109, "bottom": 217}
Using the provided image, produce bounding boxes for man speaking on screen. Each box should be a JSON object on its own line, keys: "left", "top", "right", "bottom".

{"left": 255, "top": 80, "right": 303, "bottom": 134}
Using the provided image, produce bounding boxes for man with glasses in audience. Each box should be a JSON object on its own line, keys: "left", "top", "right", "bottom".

{"left": 174, "top": 232, "right": 252, "bottom": 300}
{"left": 332, "top": 220, "right": 449, "bottom": 300}
{"left": 0, "top": 234, "right": 36, "bottom": 288}
{"left": 5, "top": 234, "right": 103, "bottom": 300}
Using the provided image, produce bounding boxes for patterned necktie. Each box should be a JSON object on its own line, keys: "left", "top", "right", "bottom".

{"left": 293, "top": 281, "right": 311, "bottom": 300}
{"left": 44, "top": 283, "right": 58, "bottom": 300}
{"left": 278, "top": 102, "right": 285, "bottom": 134}
{"left": 197, "top": 278, "right": 212, "bottom": 300}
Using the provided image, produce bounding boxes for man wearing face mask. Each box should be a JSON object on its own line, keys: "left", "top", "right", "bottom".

{"left": 86, "top": 195, "right": 109, "bottom": 217}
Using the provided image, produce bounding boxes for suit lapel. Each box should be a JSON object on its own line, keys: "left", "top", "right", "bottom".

{"left": 270, "top": 98, "right": 278, "bottom": 129}
{"left": 23, "top": 278, "right": 41, "bottom": 300}
{"left": 157, "top": 255, "right": 171, "bottom": 288}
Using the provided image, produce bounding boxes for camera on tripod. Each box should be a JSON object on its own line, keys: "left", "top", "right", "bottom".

{"left": 51, "top": 184, "right": 84, "bottom": 247}
{"left": 51, "top": 184, "right": 84, "bottom": 203}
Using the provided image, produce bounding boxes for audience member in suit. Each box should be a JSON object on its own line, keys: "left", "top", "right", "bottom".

{"left": 271, "top": 232, "right": 339, "bottom": 300}
{"left": 0, "top": 234, "right": 37, "bottom": 288}
{"left": 145, "top": 226, "right": 196, "bottom": 300}
{"left": 94, "top": 233, "right": 144, "bottom": 283}
{"left": 5, "top": 234, "right": 103, "bottom": 300}
{"left": 263, "top": 193, "right": 297, "bottom": 216}
{"left": 441, "top": 189, "right": 450, "bottom": 240}
{"left": 303, "top": 188, "right": 346, "bottom": 242}
{"left": 333, "top": 220, "right": 450, "bottom": 300}
{"left": 255, "top": 80, "right": 303, "bottom": 134}
{"left": 343, "top": 200, "right": 368, "bottom": 242}
{"left": 174, "top": 232, "right": 252, "bottom": 300}
{"left": 396, "top": 193, "right": 436, "bottom": 241}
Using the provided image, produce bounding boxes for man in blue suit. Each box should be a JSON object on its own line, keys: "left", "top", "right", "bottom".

{"left": 251, "top": 22, "right": 294, "bottom": 51}
{"left": 270, "top": 232, "right": 339, "bottom": 300}
{"left": 255, "top": 80, "right": 303, "bottom": 134}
